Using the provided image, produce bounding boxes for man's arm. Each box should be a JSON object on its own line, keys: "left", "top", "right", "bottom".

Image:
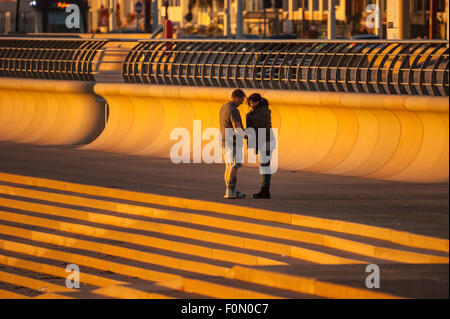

{"left": 232, "top": 121, "right": 246, "bottom": 138}
{"left": 233, "top": 121, "right": 243, "bottom": 130}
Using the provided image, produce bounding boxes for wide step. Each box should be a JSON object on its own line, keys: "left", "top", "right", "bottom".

{"left": 0, "top": 173, "right": 448, "bottom": 299}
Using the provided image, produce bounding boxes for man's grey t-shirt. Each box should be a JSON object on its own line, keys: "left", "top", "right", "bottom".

{"left": 219, "top": 101, "right": 243, "bottom": 144}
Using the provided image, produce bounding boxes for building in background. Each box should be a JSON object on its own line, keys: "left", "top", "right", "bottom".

{"left": 0, "top": 0, "right": 448, "bottom": 39}
{"left": 0, "top": 0, "right": 40, "bottom": 33}
{"left": 0, "top": 0, "right": 89, "bottom": 33}
{"left": 35, "top": 0, "right": 89, "bottom": 32}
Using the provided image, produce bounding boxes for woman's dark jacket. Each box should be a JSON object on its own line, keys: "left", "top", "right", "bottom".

{"left": 246, "top": 99, "right": 273, "bottom": 154}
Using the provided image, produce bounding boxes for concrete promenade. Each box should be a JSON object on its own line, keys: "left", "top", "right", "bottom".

{"left": 0, "top": 142, "right": 447, "bottom": 239}
{"left": 0, "top": 141, "right": 448, "bottom": 299}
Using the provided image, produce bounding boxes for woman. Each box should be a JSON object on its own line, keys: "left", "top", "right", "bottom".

{"left": 246, "top": 93, "right": 274, "bottom": 199}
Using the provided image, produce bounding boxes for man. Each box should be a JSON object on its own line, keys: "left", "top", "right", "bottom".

{"left": 246, "top": 93, "right": 273, "bottom": 199}
{"left": 220, "top": 89, "right": 246, "bottom": 199}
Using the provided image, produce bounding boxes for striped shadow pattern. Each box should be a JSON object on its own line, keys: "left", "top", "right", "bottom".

{"left": 0, "top": 173, "right": 448, "bottom": 299}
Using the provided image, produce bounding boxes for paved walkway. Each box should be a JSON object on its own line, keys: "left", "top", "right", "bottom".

{"left": 0, "top": 142, "right": 448, "bottom": 239}
{"left": 0, "top": 142, "right": 448, "bottom": 299}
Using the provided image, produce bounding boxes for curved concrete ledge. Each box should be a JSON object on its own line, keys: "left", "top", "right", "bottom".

{"left": 85, "top": 84, "right": 448, "bottom": 183}
{"left": 0, "top": 78, "right": 104, "bottom": 145}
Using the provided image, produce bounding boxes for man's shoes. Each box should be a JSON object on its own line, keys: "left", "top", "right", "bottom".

{"left": 224, "top": 188, "right": 236, "bottom": 199}
{"left": 253, "top": 187, "right": 271, "bottom": 199}
{"left": 234, "top": 190, "right": 246, "bottom": 199}
{"left": 224, "top": 189, "right": 246, "bottom": 199}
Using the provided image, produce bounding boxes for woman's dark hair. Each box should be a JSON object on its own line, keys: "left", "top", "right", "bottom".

{"left": 247, "top": 93, "right": 262, "bottom": 103}
{"left": 248, "top": 93, "right": 269, "bottom": 108}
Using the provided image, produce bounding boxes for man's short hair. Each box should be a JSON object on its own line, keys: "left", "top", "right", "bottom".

{"left": 231, "top": 89, "right": 246, "bottom": 99}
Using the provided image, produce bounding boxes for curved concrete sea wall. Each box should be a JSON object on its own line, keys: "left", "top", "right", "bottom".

{"left": 84, "top": 84, "right": 449, "bottom": 183}
{"left": 0, "top": 78, "right": 104, "bottom": 145}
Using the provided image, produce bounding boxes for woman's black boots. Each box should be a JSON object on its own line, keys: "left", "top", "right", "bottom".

{"left": 253, "top": 187, "right": 271, "bottom": 199}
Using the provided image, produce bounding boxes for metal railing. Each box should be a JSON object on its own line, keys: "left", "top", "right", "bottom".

{"left": 0, "top": 38, "right": 108, "bottom": 81}
{"left": 123, "top": 40, "right": 449, "bottom": 96}
{"left": 0, "top": 38, "right": 448, "bottom": 96}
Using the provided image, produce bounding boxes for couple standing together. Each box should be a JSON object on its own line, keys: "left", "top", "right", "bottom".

{"left": 219, "top": 89, "right": 274, "bottom": 200}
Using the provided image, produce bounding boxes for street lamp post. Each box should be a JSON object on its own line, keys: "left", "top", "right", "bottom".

{"left": 430, "top": 0, "right": 439, "bottom": 39}
{"left": 300, "top": 0, "right": 304, "bottom": 38}
{"left": 163, "top": 0, "right": 174, "bottom": 39}
{"left": 399, "top": 0, "right": 410, "bottom": 39}
{"left": 263, "top": 0, "right": 271, "bottom": 38}
{"left": 327, "top": 0, "right": 336, "bottom": 39}
{"left": 164, "top": 0, "right": 169, "bottom": 20}
{"left": 288, "top": 0, "right": 294, "bottom": 23}
{"left": 224, "top": 0, "right": 230, "bottom": 37}
{"left": 145, "top": 0, "right": 152, "bottom": 33}
{"left": 152, "top": 0, "right": 159, "bottom": 31}
{"left": 447, "top": 0, "right": 449, "bottom": 41}
{"left": 376, "top": 0, "right": 384, "bottom": 37}
{"left": 110, "top": 0, "right": 116, "bottom": 32}
{"left": 15, "top": 0, "right": 20, "bottom": 33}
{"left": 236, "top": 0, "right": 243, "bottom": 38}
{"left": 264, "top": 6, "right": 267, "bottom": 38}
